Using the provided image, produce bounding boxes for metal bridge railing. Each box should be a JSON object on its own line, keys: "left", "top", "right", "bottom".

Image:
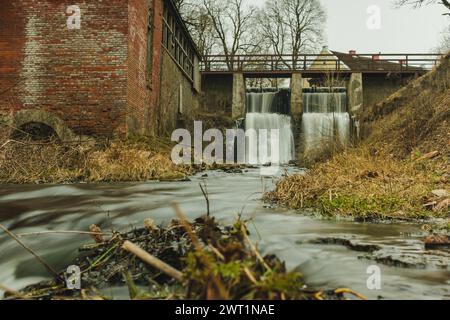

{"left": 200, "top": 53, "right": 444, "bottom": 73}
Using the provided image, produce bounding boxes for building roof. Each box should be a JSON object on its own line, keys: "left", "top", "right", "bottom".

{"left": 308, "top": 46, "right": 350, "bottom": 71}
{"left": 331, "top": 50, "right": 424, "bottom": 72}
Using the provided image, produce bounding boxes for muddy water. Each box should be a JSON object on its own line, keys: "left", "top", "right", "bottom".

{"left": 0, "top": 168, "right": 449, "bottom": 300}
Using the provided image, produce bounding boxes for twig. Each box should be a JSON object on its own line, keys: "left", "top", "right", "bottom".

{"left": 122, "top": 240, "right": 184, "bottom": 282}
{"left": 335, "top": 288, "right": 368, "bottom": 300}
{"left": 208, "top": 244, "right": 225, "bottom": 261}
{"left": 171, "top": 203, "right": 230, "bottom": 300}
{"left": 243, "top": 267, "right": 258, "bottom": 285}
{"left": 0, "top": 223, "right": 61, "bottom": 281}
{"left": 17, "top": 230, "right": 112, "bottom": 238}
{"left": 172, "top": 203, "right": 203, "bottom": 251}
{"left": 241, "top": 224, "right": 272, "bottom": 273}
{"left": 199, "top": 182, "right": 210, "bottom": 217}
{"left": 0, "top": 283, "right": 25, "bottom": 299}
{"left": 0, "top": 140, "right": 13, "bottom": 150}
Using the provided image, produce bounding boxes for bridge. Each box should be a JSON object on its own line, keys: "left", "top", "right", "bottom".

{"left": 200, "top": 51, "right": 444, "bottom": 119}
{"left": 201, "top": 52, "right": 443, "bottom": 78}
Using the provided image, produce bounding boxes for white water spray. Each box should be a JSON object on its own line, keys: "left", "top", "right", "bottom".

{"left": 245, "top": 90, "right": 295, "bottom": 165}
{"left": 302, "top": 89, "right": 350, "bottom": 155}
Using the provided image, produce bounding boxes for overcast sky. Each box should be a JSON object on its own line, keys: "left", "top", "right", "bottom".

{"left": 250, "top": 0, "right": 450, "bottom": 53}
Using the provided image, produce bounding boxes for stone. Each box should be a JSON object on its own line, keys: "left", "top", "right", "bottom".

{"left": 417, "top": 151, "right": 440, "bottom": 161}
{"left": 144, "top": 218, "right": 158, "bottom": 231}
{"left": 432, "top": 189, "right": 449, "bottom": 198}
{"left": 434, "top": 198, "right": 450, "bottom": 212}
{"left": 424, "top": 234, "right": 450, "bottom": 250}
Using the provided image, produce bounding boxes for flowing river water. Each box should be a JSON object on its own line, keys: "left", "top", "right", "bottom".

{"left": 0, "top": 168, "right": 449, "bottom": 300}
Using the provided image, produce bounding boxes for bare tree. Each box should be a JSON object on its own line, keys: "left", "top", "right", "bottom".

{"left": 176, "top": 0, "right": 259, "bottom": 70}
{"left": 435, "top": 24, "right": 450, "bottom": 52}
{"left": 395, "top": 0, "right": 450, "bottom": 53}
{"left": 395, "top": 0, "right": 450, "bottom": 14}
{"left": 201, "top": 0, "right": 258, "bottom": 70}
{"left": 174, "top": 0, "right": 217, "bottom": 57}
{"left": 257, "top": 0, "right": 326, "bottom": 69}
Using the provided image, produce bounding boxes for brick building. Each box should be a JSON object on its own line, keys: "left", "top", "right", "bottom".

{"left": 0, "top": 0, "right": 201, "bottom": 140}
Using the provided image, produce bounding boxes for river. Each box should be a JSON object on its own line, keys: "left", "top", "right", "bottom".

{"left": 0, "top": 168, "right": 449, "bottom": 300}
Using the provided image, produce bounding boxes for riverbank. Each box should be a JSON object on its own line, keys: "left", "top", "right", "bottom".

{"left": 1, "top": 168, "right": 448, "bottom": 299}
{"left": 0, "top": 110, "right": 241, "bottom": 184}
{"left": 0, "top": 137, "right": 192, "bottom": 184}
{"left": 3, "top": 216, "right": 363, "bottom": 300}
{"left": 266, "top": 53, "right": 449, "bottom": 223}
{"left": 265, "top": 146, "right": 449, "bottom": 222}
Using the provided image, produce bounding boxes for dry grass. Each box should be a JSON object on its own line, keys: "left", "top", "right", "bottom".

{"left": 265, "top": 146, "right": 449, "bottom": 220}
{"left": 361, "top": 53, "right": 450, "bottom": 158}
{"left": 0, "top": 137, "right": 191, "bottom": 184}
{"left": 265, "top": 54, "right": 450, "bottom": 221}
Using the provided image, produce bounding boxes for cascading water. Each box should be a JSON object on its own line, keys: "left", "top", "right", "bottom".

{"left": 245, "top": 89, "right": 295, "bottom": 165}
{"left": 302, "top": 88, "right": 351, "bottom": 155}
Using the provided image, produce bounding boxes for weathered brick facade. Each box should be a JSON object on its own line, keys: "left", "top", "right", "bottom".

{"left": 0, "top": 0, "right": 200, "bottom": 139}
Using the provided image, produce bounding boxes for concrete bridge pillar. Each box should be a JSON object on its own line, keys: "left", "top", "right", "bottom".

{"left": 347, "top": 73, "right": 363, "bottom": 139}
{"left": 232, "top": 73, "right": 246, "bottom": 118}
{"left": 290, "top": 73, "right": 303, "bottom": 117}
{"left": 348, "top": 73, "right": 363, "bottom": 115}
{"left": 290, "top": 73, "right": 303, "bottom": 159}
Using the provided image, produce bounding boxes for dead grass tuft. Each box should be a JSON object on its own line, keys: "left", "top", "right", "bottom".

{"left": 361, "top": 53, "right": 450, "bottom": 158}
{"left": 265, "top": 146, "right": 449, "bottom": 220}
{"left": 0, "top": 137, "right": 191, "bottom": 184}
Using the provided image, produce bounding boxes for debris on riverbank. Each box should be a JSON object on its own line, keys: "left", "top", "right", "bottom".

{"left": 2, "top": 214, "right": 366, "bottom": 301}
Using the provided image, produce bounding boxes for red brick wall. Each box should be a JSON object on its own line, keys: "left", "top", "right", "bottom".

{"left": 127, "top": 0, "right": 150, "bottom": 135}
{"left": 0, "top": 0, "right": 130, "bottom": 137}
{"left": 151, "top": 0, "right": 164, "bottom": 135}
{"left": 126, "top": 0, "right": 163, "bottom": 137}
{"left": 0, "top": 0, "right": 196, "bottom": 138}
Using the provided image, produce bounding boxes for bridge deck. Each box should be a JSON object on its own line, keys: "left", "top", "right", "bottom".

{"left": 200, "top": 53, "right": 443, "bottom": 77}
{"left": 201, "top": 70, "right": 428, "bottom": 79}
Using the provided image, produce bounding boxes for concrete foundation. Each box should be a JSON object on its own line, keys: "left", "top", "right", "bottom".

{"left": 202, "top": 73, "right": 245, "bottom": 119}
{"left": 201, "top": 74, "right": 233, "bottom": 115}
{"left": 363, "top": 75, "right": 411, "bottom": 109}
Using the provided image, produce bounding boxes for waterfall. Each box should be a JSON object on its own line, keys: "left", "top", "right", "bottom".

{"left": 302, "top": 88, "right": 350, "bottom": 156}
{"left": 245, "top": 89, "right": 295, "bottom": 165}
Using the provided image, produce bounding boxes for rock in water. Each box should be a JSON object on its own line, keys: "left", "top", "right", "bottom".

{"left": 424, "top": 235, "right": 450, "bottom": 250}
